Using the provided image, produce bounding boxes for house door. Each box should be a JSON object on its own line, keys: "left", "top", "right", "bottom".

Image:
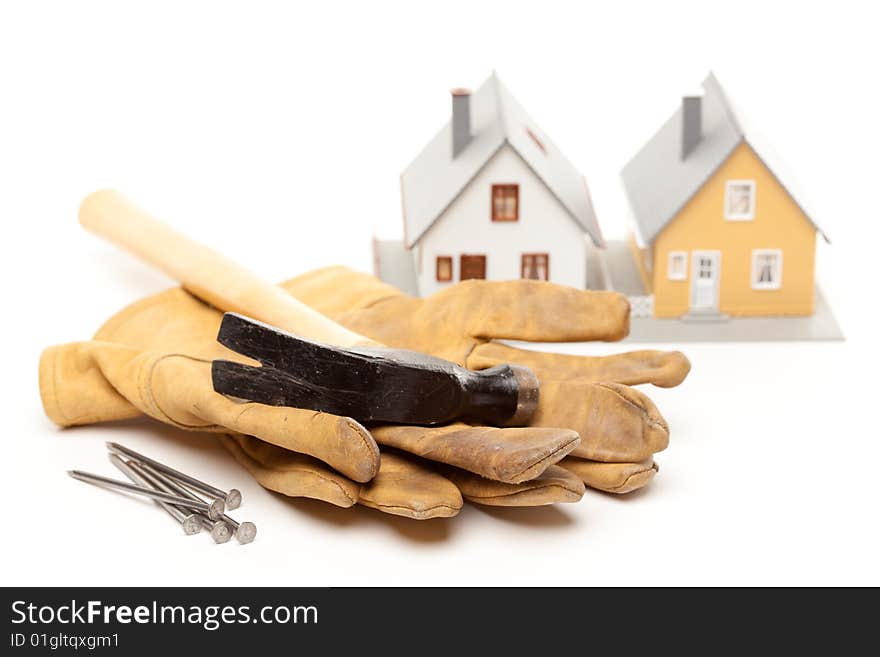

{"left": 690, "top": 251, "right": 721, "bottom": 311}
{"left": 460, "top": 254, "right": 486, "bottom": 280}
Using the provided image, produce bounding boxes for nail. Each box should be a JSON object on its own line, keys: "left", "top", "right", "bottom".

{"left": 109, "top": 455, "right": 201, "bottom": 535}
{"left": 139, "top": 462, "right": 256, "bottom": 544}
{"left": 198, "top": 516, "right": 233, "bottom": 544}
{"left": 68, "top": 470, "right": 225, "bottom": 520}
{"left": 107, "top": 442, "right": 241, "bottom": 510}
{"left": 127, "top": 460, "right": 232, "bottom": 544}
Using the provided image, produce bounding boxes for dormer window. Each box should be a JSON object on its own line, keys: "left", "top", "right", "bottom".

{"left": 725, "top": 180, "right": 756, "bottom": 220}
{"left": 492, "top": 184, "right": 519, "bottom": 222}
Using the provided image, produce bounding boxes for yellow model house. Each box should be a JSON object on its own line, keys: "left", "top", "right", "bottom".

{"left": 621, "top": 73, "right": 829, "bottom": 319}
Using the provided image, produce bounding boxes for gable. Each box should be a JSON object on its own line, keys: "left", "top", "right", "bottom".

{"left": 622, "top": 72, "right": 829, "bottom": 247}
{"left": 656, "top": 142, "right": 819, "bottom": 248}
{"left": 419, "top": 144, "right": 586, "bottom": 245}
{"left": 401, "top": 73, "right": 603, "bottom": 249}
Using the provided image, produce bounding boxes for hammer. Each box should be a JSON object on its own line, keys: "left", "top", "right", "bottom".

{"left": 78, "top": 191, "right": 539, "bottom": 427}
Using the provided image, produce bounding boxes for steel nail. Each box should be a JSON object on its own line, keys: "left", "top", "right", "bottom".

{"left": 107, "top": 442, "right": 241, "bottom": 510}
{"left": 68, "top": 470, "right": 225, "bottom": 520}
{"left": 109, "top": 455, "right": 201, "bottom": 535}
{"left": 199, "top": 516, "right": 233, "bottom": 544}
{"left": 127, "top": 460, "right": 232, "bottom": 544}
{"left": 140, "top": 462, "right": 256, "bottom": 544}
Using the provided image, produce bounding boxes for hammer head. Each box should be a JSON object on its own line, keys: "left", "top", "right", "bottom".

{"left": 211, "top": 313, "right": 538, "bottom": 427}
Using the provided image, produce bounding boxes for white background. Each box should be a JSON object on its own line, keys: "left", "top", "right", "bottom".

{"left": 1, "top": 0, "right": 878, "bottom": 586}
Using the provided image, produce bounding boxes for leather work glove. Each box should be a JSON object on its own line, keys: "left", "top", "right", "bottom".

{"left": 284, "top": 267, "right": 691, "bottom": 495}
{"left": 39, "top": 286, "right": 586, "bottom": 519}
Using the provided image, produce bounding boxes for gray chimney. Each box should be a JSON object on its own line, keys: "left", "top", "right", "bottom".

{"left": 451, "top": 88, "right": 472, "bottom": 158}
{"left": 681, "top": 95, "right": 702, "bottom": 159}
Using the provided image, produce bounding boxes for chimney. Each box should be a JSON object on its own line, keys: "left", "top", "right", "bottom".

{"left": 451, "top": 88, "right": 472, "bottom": 158}
{"left": 681, "top": 95, "right": 702, "bottom": 159}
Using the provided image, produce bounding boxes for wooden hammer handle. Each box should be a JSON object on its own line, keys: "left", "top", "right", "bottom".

{"left": 78, "top": 190, "right": 371, "bottom": 348}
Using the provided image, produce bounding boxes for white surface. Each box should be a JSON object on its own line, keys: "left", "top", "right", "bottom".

{"left": 1, "top": 0, "right": 878, "bottom": 586}
{"left": 416, "top": 145, "right": 588, "bottom": 295}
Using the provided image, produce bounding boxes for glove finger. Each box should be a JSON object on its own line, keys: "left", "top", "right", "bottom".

{"left": 468, "top": 342, "right": 691, "bottom": 388}
{"left": 443, "top": 465, "right": 585, "bottom": 507}
{"left": 437, "top": 280, "right": 630, "bottom": 343}
{"left": 532, "top": 380, "right": 669, "bottom": 462}
{"left": 152, "top": 356, "right": 381, "bottom": 482}
{"left": 40, "top": 342, "right": 143, "bottom": 427}
{"left": 560, "top": 457, "right": 659, "bottom": 494}
{"left": 280, "top": 266, "right": 406, "bottom": 319}
{"left": 220, "top": 435, "right": 360, "bottom": 508}
{"left": 370, "top": 423, "right": 580, "bottom": 484}
{"left": 357, "top": 450, "right": 463, "bottom": 520}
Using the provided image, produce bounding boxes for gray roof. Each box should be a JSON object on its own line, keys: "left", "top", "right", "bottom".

{"left": 401, "top": 72, "right": 603, "bottom": 248}
{"left": 621, "top": 72, "right": 829, "bottom": 245}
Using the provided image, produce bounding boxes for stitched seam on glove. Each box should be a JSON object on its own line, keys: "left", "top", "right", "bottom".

{"left": 306, "top": 471, "right": 359, "bottom": 506}
{"left": 604, "top": 463, "right": 659, "bottom": 492}
{"left": 140, "top": 353, "right": 219, "bottom": 431}
{"left": 220, "top": 435, "right": 361, "bottom": 506}
{"left": 593, "top": 382, "right": 669, "bottom": 432}
{"left": 507, "top": 435, "right": 580, "bottom": 482}
{"left": 465, "top": 483, "right": 580, "bottom": 501}
{"left": 338, "top": 418, "right": 379, "bottom": 464}
{"left": 361, "top": 501, "right": 460, "bottom": 517}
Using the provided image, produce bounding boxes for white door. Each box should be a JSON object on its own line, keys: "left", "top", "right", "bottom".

{"left": 690, "top": 251, "right": 721, "bottom": 311}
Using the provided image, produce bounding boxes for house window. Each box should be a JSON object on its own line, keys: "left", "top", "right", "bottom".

{"left": 667, "top": 251, "right": 687, "bottom": 280}
{"left": 521, "top": 253, "right": 549, "bottom": 280}
{"left": 751, "top": 249, "right": 783, "bottom": 290}
{"left": 436, "top": 256, "right": 452, "bottom": 282}
{"left": 460, "top": 254, "right": 487, "bottom": 280}
{"left": 725, "top": 180, "right": 756, "bottom": 220}
{"left": 492, "top": 184, "right": 519, "bottom": 221}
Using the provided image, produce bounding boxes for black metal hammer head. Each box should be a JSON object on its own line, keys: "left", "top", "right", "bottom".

{"left": 211, "top": 313, "right": 539, "bottom": 426}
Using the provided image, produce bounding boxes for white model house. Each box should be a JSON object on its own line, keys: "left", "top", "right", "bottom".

{"left": 377, "top": 73, "right": 606, "bottom": 297}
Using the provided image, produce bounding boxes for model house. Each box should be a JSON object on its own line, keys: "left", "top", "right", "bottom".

{"left": 620, "top": 73, "right": 829, "bottom": 319}
{"left": 379, "top": 72, "right": 605, "bottom": 297}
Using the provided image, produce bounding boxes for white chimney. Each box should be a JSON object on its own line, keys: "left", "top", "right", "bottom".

{"left": 451, "top": 88, "right": 472, "bottom": 158}
{"left": 681, "top": 95, "right": 702, "bottom": 159}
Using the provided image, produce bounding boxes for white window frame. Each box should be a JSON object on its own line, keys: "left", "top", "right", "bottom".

{"left": 724, "top": 179, "right": 756, "bottom": 221}
{"left": 751, "top": 249, "right": 783, "bottom": 290}
{"left": 667, "top": 251, "right": 688, "bottom": 280}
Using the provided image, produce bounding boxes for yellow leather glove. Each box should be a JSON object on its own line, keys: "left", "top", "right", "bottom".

{"left": 284, "top": 267, "right": 692, "bottom": 494}
{"left": 39, "top": 286, "right": 585, "bottom": 519}
{"left": 39, "top": 289, "right": 381, "bottom": 483}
